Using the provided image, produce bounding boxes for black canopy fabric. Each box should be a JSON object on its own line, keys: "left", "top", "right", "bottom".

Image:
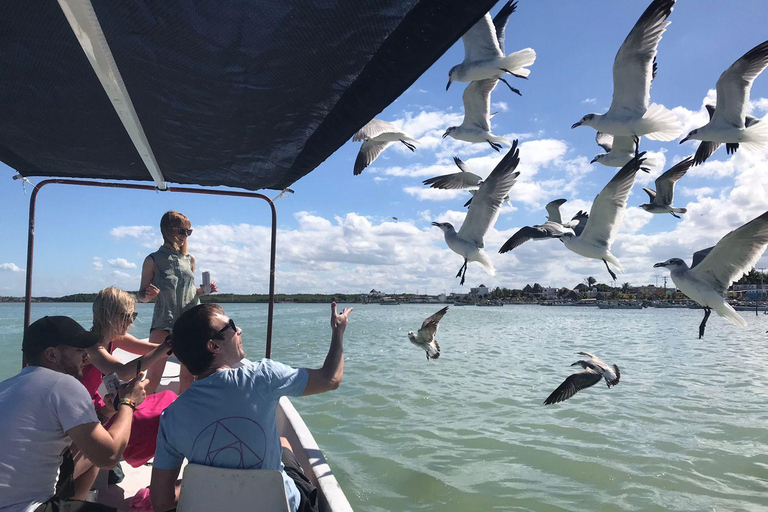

{"left": 0, "top": 0, "right": 497, "bottom": 191}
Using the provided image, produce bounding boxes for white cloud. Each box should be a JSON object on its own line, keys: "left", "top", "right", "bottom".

{"left": 403, "top": 187, "right": 467, "bottom": 202}
{"left": 110, "top": 226, "right": 153, "bottom": 239}
{"left": 0, "top": 263, "right": 24, "bottom": 272}
{"left": 491, "top": 101, "right": 509, "bottom": 112}
{"left": 581, "top": 98, "right": 596, "bottom": 104}
{"left": 111, "top": 270, "right": 132, "bottom": 280}
{"left": 92, "top": 257, "right": 103, "bottom": 271}
{"left": 108, "top": 258, "right": 137, "bottom": 269}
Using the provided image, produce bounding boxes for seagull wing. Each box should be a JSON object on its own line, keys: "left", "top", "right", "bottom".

{"left": 690, "top": 210, "right": 768, "bottom": 293}
{"left": 453, "top": 156, "right": 473, "bottom": 174}
{"left": 354, "top": 140, "right": 392, "bottom": 175}
{"left": 499, "top": 224, "right": 554, "bottom": 253}
{"left": 596, "top": 132, "right": 614, "bottom": 152}
{"left": 693, "top": 140, "right": 722, "bottom": 165}
{"left": 417, "top": 306, "right": 449, "bottom": 342}
{"left": 544, "top": 370, "right": 603, "bottom": 405}
{"left": 423, "top": 171, "right": 482, "bottom": 190}
{"left": 462, "top": 13, "right": 503, "bottom": 62}
{"left": 579, "top": 153, "right": 645, "bottom": 246}
{"left": 690, "top": 246, "right": 714, "bottom": 269}
{"left": 609, "top": 0, "right": 675, "bottom": 115}
{"left": 712, "top": 40, "right": 768, "bottom": 128}
{"left": 642, "top": 187, "right": 657, "bottom": 202}
{"left": 462, "top": 79, "right": 497, "bottom": 131}
{"left": 458, "top": 142, "right": 521, "bottom": 247}
{"left": 545, "top": 198, "right": 567, "bottom": 224}
{"left": 492, "top": 0, "right": 517, "bottom": 54}
{"left": 655, "top": 156, "right": 692, "bottom": 205}
{"left": 570, "top": 211, "right": 589, "bottom": 237}
{"left": 353, "top": 119, "right": 406, "bottom": 142}
{"left": 611, "top": 135, "right": 639, "bottom": 155}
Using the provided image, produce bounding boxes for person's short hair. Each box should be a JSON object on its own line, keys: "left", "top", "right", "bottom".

{"left": 171, "top": 303, "right": 225, "bottom": 375}
{"left": 92, "top": 287, "right": 135, "bottom": 341}
{"left": 160, "top": 211, "right": 191, "bottom": 254}
{"left": 23, "top": 316, "right": 101, "bottom": 359}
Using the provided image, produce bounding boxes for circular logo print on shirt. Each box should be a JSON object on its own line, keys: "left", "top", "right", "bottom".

{"left": 191, "top": 417, "right": 267, "bottom": 469}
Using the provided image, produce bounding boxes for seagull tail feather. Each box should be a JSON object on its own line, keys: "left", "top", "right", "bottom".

{"left": 739, "top": 118, "right": 768, "bottom": 151}
{"left": 474, "top": 250, "right": 496, "bottom": 276}
{"left": 431, "top": 340, "right": 440, "bottom": 360}
{"left": 714, "top": 301, "right": 748, "bottom": 328}
{"left": 672, "top": 207, "right": 687, "bottom": 214}
{"left": 642, "top": 103, "right": 683, "bottom": 142}
{"left": 500, "top": 48, "right": 536, "bottom": 78}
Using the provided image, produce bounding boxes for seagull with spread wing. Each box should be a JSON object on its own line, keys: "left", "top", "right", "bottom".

{"left": 422, "top": 156, "right": 511, "bottom": 208}
{"left": 544, "top": 352, "right": 620, "bottom": 405}
{"left": 572, "top": 0, "right": 681, "bottom": 146}
{"left": 353, "top": 119, "right": 417, "bottom": 175}
{"left": 498, "top": 199, "right": 576, "bottom": 252}
{"left": 681, "top": 40, "right": 768, "bottom": 165}
{"left": 407, "top": 306, "right": 449, "bottom": 361}
{"left": 639, "top": 156, "right": 692, "bottom": 218}
{"left": 432, "top": 141, "right": 521, "bottom": 285}
{"left": 442, "top": 79, "right": 511, "bottom": 151}
{"left": 557, "top": 153, "right": 647, "bottom": 281}
{"left": 655, "top": 210, "right": 768, "bottom": 338}
{"left": 446, "top": 1, "right": 536, "bottom": 96}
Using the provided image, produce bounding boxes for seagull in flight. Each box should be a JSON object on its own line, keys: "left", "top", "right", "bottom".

{"left": 353, "top": 119, "right": 417, "bottom": 175}
{"left": 422, "top": 156, "right": 511, "bottom": 208}
{"left": 590, "top": 132, "right": 659, "bottom": 171}
{"left": 446, "top": 1, "right": 536, "bottom": 96}
{"left": 272, "top": 188, "right": 295, "bottom": 201}
{"left": 681, "top": 40, "right": 768, "bottom": 165}
{"left": 498, "top": 199, "right": 576, "bottom": 252}
{"left": 407, "top": 306, "right": 449, "bottom": 361}
{"left": 654, "top": 210, "right": 768, "bottom": 338}
{"left": 572, "top": 0, "right": 681, "bottom": 146}
{"left": 559, "top": 153, "right": 647, "bottom": 281}
{"left": 443, "top": 79, "right": 511, "bottom": 151}
{"left": 544, "top": 352, "right": 620, "bottom": 405}
{"left": 639, "top": 156, "right": 692, "bottom": 218}
{"left": 432, "top": 141, "right": 521, "bottom": 285}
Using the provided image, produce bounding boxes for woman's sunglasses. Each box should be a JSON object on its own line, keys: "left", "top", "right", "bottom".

{"left": 123, "top": 311, "right": 138, "bottom": 323}
{"left": 177, "top": 228, "right": 193, "bottom": 236}
{"left": 215, "top": 318, "right": 237, "bottom": 338}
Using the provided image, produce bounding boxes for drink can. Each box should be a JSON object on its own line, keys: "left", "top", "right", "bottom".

{"left": 202, "top": 271, "right": 211, "bottom": 295}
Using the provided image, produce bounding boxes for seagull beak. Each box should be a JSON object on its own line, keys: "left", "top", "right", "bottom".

{"left": 571, "top": 121, "right": 582, "bottom": 129}
{"left": 679, "top": 135, "right": 689, "bottom": 144}
{"left": 590, "top": 157, "right": 597, "bottom": 164}
{"left": 653, "top": 262, "right": 666, "bottom": 268}
{"left": 442, "top": 131, "right": 449, "bottom": 139}
{"left": 446, "top": 79, "right": 452, "bottom": 91}
{"left": 431, "top": 222, "right": 440, "bottom": 227}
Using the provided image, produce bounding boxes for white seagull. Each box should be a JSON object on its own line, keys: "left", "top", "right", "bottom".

{"left": 544, "top": 352, "right": 620, "bottom": 405}
{"left": 591, "top": 132, "right": 659, "bottom": 170}
{"left": 498, "top": 199, "right": 576, "bottom": 252}
{"left": 432, "top": 141, "right": 521, "bottom": 285}
{"left": 353, "top": 119, "right": 418, "bottom": 175}
{"left": 442, "top": 79, "right": 511, "bottom": 151}
{"left": 654, "top": 210, "right": 768, "bottom": 338}
{"left": 572, "top": 0, "right": 681, "bottom": 145}
{"left": 446, "top": 0, "right": 536, "bottom": 96}
{"left": 559, "top": 153, "right": 647, "bottom": 281}
{"left": 422, "top": 156, "right": 511, "bottom": 208}
{"left": 639, "top": 156, "right": 692, "bottom": 218}
{"left": 690, "top": 105, "right": 762, "bottom": 165}
{"left": 407, "top": 306, "right": 449, "bottom": 361}
{"left": 681, "top": 40, "right": 768, "bottom": 165}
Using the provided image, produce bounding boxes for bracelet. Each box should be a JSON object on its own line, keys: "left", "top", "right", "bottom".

{"left": 118, "top": 398, "right": 137, "bottom": 411}
{"left": 164, "top": 336, "right": 174, "bottom": 355}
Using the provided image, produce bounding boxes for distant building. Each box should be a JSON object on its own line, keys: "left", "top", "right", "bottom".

{"left": 368, "top": 289, "right": 385, "bottom": 298}
{"left": 470, "top": 285, "right": 489, "bottom": 298}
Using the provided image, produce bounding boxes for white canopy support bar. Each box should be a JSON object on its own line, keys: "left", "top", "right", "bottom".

{"left": 57, "top": 0, "right": 167, "bottom": 190}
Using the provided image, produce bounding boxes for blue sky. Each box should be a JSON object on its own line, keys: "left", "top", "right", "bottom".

{"left": 2, "top": 0, "right": 768, "bottom": 297}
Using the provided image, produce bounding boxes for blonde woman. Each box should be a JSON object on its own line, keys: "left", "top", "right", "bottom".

{"left": 138, "top": 211, "right": 218, "bottom": 393}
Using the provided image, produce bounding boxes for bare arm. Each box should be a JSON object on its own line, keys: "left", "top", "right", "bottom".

{"left": 66, "top": 375, "right": 147, "bottom": 468}
{"left": 113, "top": 333, "right": 161, "bottom": 354}
{"left": 87, "top": 343, "right": 169, "bottom": 382}
{"left": 138, "top": 256, "right": 159, "bottom": 303}
{"left": 150, "top": 467, "right": 182, "bottom": 512}
{"left": 302, "top": 303, "right": 352, "bottom": 396}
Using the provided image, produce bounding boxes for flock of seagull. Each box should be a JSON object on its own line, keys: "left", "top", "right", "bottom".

{"left": 354, "top": 0, "right": 768, "bottom": 402}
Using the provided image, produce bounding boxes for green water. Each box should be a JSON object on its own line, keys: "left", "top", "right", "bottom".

{"left": 2, "top": 302, "right": 767, "bottom": 511}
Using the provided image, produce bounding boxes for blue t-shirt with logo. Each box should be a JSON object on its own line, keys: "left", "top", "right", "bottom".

{"left": 154, "top": 359, "right": 309, "bottom": 512}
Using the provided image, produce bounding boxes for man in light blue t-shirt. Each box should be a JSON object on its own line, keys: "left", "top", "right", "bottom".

{"left": 150, "top": 302, "right": 352, "bottom": 512}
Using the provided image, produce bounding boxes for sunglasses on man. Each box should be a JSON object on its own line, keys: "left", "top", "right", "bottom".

{"left": 177, "top": 228, "right": 193, "bottom": 236}
{"left": 215, "top": 318, "right": 237, "bottom": 338}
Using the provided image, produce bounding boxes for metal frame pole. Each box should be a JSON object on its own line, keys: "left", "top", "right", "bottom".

{"left": 23, "top": 178, "right": 278, "bottom": 365}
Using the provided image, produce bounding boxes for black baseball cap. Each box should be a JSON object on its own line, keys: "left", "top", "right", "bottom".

{"left": 22, "top": 316, "right": 101, "bottom": 355}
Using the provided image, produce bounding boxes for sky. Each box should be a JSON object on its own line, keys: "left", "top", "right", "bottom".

{"left": 2, "top": 0, "right": 768, "bottom": 297}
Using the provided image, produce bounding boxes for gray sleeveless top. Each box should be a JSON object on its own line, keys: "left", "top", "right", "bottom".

{"left": 149, "top": 246, "right": 200, "bottom": 331}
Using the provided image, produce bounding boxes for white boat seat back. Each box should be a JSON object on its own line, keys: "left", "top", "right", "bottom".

{"left": 177, "top": 464, "right": 290, "bottom": 512}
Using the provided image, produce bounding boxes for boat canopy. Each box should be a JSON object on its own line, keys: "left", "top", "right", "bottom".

{"left": 0, "top": 0, "right": 496, "bottom": 191}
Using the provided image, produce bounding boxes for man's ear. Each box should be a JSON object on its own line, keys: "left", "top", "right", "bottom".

{"left": 43, "top": 346, "right": 59, "bottom": 365}
{"left": 206, "top": 339, "right": 221, "bottom": 354}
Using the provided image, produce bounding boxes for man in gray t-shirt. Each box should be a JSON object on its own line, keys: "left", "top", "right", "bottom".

{"left": 0, "top": 316, "right": 147, "bottom": 512}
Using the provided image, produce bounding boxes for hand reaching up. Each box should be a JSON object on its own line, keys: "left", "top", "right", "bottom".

{"left": 330, "top": 302, "right": 352, "bottom": 335}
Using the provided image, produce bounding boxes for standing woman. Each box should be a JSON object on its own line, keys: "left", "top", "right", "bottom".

{"left": 138, "top": 211, "right": 217, "bottom": 393}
